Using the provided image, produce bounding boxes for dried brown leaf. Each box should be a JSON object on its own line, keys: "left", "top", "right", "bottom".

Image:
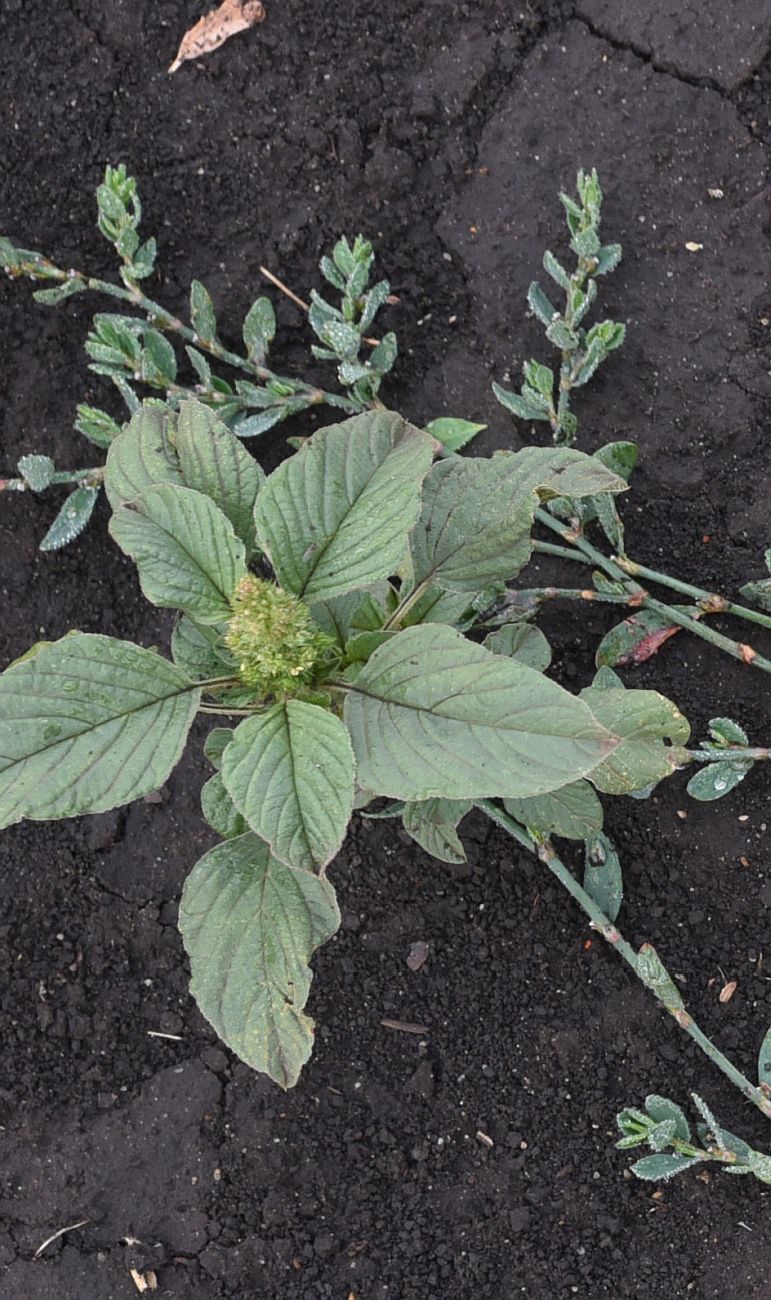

{"left": 169, "top": 0, "right": 265, "bottom": 74}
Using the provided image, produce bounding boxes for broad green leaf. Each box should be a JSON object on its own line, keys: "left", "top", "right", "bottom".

{"left": 759, "top": 1027, "right": 771, "bottom": 1089}
{"left": 222, "top": 701, "right": 355, "bottom": 871}
{"left": 484, "top": 623, "right": 552, "bottom": 672}
{"left": 631, "top": 1154, "right": 703, "bottom": 1181}
{"left": 0, "top": 634, "right": 199, "bottom": 828}
{"left": 343, "top": 625, "right": 615, "bottom": 802}
{"left": 200, "top": 772, "right": 248, "bottom": 839}
{"left": 39, "top": 486, "right": 100, "bottom": 552}
{"left": 580, "top": 686, "right": 690, "bottom": 794}
{"left": 686, "top": 761, "right": 752, "bottom": 801}
{"left": 174, "top": 399, "right": 264, "bottom": 552}
{"left": 179, "top": 833, "right": 340, "bottom": 1088}
{"left": 424, "top": 417, "right": 486, "bottom": 452}
{"left": 254, "top": 410, "right": 434, "bottom": 601}
{"left": 410, "top": 449, "right": 625, "bottom": 594}
{"left": 402, "top": 798, "right": 473, "bottom": 864}
{"left": 104, "top": 404, "right": 183, "bottom": 509}
{"left": 110, "top": 483, "right": 247, "bottom": 624}
{"left": 583, "top": 831, "right": 623, "bottom": 921}
{"left": 644, "top": 1095, "right": 691, "bottom": 1143}
{"left": 504, "top": 780, "right": 603, "bottom": 840}
{"left": 171, "top": 616, "right": 232, "bottom": 679}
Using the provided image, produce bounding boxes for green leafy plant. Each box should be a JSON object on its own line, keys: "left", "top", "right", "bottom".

{"left": 1, "top": 165, "right": 427, "bottom": 549}
{"left": 2, "top": 168, "right": 771, "bottom": 1186}
{"left": 493, "top": 167, "right": 625, "bottom": 445}
{"left": 617, "top": 1093, "right": 771, "bottom": 1186}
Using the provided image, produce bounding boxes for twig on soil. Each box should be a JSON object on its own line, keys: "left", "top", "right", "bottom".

{"left": 380, "top": 1018, "right": 429, "bottom": 1036}
{"left": 147, "top": 1030, "right": 183, "bottom": 1041}
{"left": 259, "top": 262, "right": 381, "bottom": 348}
{"left": 34, "top": 1218, "right": 91, "bottom": 1259}
{"left": 476, "top": 800, "right": 771, "bottom": 1125}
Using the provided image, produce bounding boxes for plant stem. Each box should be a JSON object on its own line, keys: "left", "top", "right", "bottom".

{"left": 616, "top": 556, "right": 771, "bottom": 632}
{"left": 534, "top": 509, "right": 771, "bottom": 675}
{"left": 0, "top": 467, "right": 105, "bottom": 492}
{"left": 382, "top": 578, "right": 433, "bottom": 631}
{"left": 686, "top": 747, "right": 769, "bottom": 763}
{"left": 13, "top": 256, "right": 363, "bottom": 416}
{"left": 477, "top": 799, "right": 771, "bottom": 1122}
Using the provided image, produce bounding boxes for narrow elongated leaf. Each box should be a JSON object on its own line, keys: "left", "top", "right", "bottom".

{"left": 110, "top": 483, "right": 247, "bottom": 624}
{"left": 0, "top": 634, "right": 199, "bottom": 828}
{"left": 758, "top": 1027, "right": 771, "bottom": 1088}
{"left": 410, "top": 449, "right": 625, "bottom": 594}
{"left": 583, "top": 831, "right": 623, "bottom": 921}
{"left": 343, "top": 625, "right": 615, "bottom": 802}
{"left": 631, "top": 1154, "right": 703, "bottom": 1181}
{"left": 504, "top": 780, "right": 603, "bottom": 840}
{"left": 179, "top": 833, "right": 340, "bottom": 1088}
{"left": 595, "top": 607, "right": 693, "bottom": 668}
{"left": 222, "top": 701, "right": 355, "bottom": 871}
{"left": 580, "top": 686, "right": 690, "bottom": 794}
{"left": 174, "top": 399, "right": 264, "bottom": 552}
{"left": 402, "top": 798, "right": 473, "bottom": 864}
{"left": 190, "top": 280, "right": 217, "bottom": 344}
{"left": 105, "top": 404, "right": 183, "bottom": 509}
{"left": 253, "top": 410, "right": 434, "bottom": 601}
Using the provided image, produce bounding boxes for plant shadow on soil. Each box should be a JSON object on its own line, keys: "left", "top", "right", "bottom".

{"left": 1, "top": 1, "right": 770, "bottom": 1297}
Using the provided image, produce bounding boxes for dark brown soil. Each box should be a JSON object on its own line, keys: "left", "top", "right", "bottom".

{"left": 1, "top": 2, "right": 770, "bottom": 1297}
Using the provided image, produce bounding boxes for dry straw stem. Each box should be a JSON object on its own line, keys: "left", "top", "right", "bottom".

{"left": 169, "top": 0, "right": 265, "bottom": 74}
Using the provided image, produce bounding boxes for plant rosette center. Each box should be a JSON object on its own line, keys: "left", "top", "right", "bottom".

{"left": 225, "top": 575, "right": 333, "bottom": 699}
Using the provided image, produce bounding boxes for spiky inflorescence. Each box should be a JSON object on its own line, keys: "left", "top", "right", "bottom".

{"left": 225, "top": 576, "right": 333, "bottom": 699}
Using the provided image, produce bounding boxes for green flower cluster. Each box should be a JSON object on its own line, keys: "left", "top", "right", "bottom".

{"left": 225, "top": 576, "right": 333, "bottom": 699}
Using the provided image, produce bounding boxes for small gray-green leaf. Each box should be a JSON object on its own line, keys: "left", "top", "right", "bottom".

{"left": 631, "top": 1154, "right": 703, "bottom": 1182}
{"left": 583, "top": 831, "right": 623, "bottom": 921}
{"left": 190, "top": 280, "right": 217, "bottom": 344}
{"left": 686, "top": 762, "right": 752, "bottom": 801}
{"left": 708, "top": 717, "right": 749, "bottom": 746}
{"left": 39, "top": 486, "right": 100, "bottom": 552}
{"left": 645, "top": 1095, "right": 691, "bottom": 1142}
{"left": 758, "top": 1027, "right": 771, "bottom": 1088}
{"left": 175, "top": 399, "right": 264, "bottom": 552}
{"left": 344, "top": 625, "right": 615, "bottom": 802}
{"left": 0, "top": 634, "right": 199, "bottom": 828}
{"left": 109, "top": 483, "right": 247, "bottom": 624}
{"left": 254, "top": 410, "right": 434, "bottom": 602}
{"left": 402, "top": 798, "right": 472, "bottom": 864}
{"left": 222, "top": 701, "right": 355, "bottom": 871}
{"left": 179, "top": 833, "right": 340, "bottom": 1088}
{"left": 505, "top": 780, "right": 603, "bottom": 841}
{"left": 204, "top": 727, "right": 234, "bottom": 770}
{"left": 492, "top": 382, "right": 551, "bottom": 422}
{"left": 17, "top": 454, "right": 55, "bottom": 491}
{"left": 425, "top": 417, "right": 486, "bottom": 452}
{"left": 243, "top": 297, "right": 276, "bottom": 362}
